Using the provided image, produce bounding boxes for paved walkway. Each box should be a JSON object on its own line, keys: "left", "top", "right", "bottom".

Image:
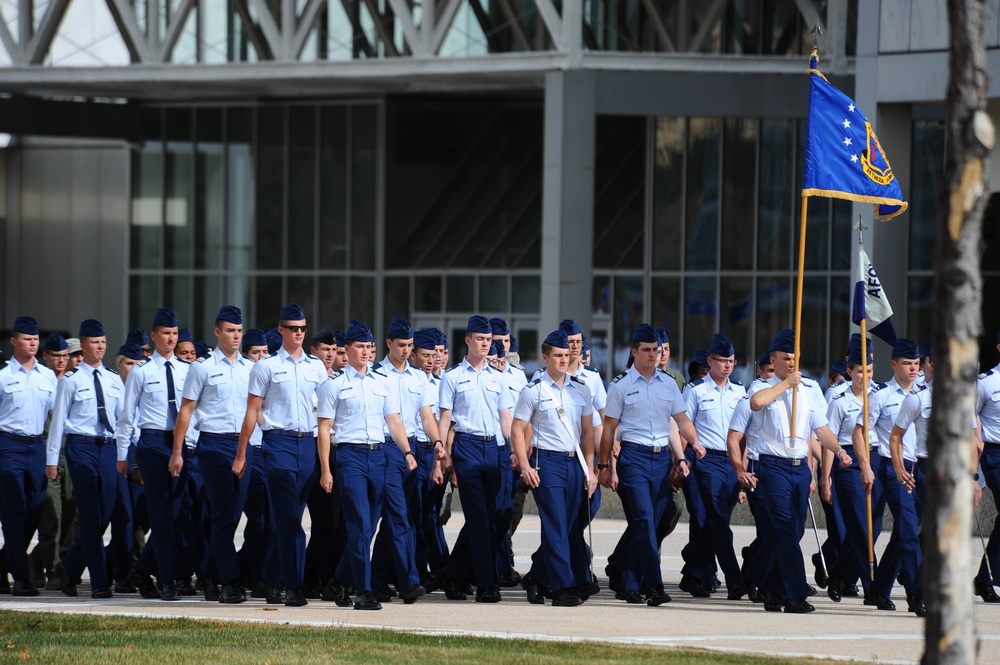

{"left": 3, "top": 515, "right": 998, "bottom": 664}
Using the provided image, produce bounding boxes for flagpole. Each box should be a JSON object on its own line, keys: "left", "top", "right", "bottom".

{"left": 790, "top": 196, "right": 808, "bottom": 445}
{"left": 856, "top": 217, "right": 876, "bottom": 581}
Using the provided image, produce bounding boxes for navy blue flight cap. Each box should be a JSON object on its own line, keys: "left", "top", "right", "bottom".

{"left": 153, "top": 308, "right": 179, "bottom": 328}
{"left": 831, "top": 359, "right": 849, "bottom": 375}
{"left": 79, "top": 319, "right": 105, "bottom": 338}
{"left": 178, "top": 328, "right": 193, "bottom": 344}
{"left": 466, "top": 315, "right": 492, "bottom": 335}
{"left": 279, "top": 303, "right": 305, "bottom": 322}
{"left": 544, "top": 330, "right": 570, "bottom": 349}
{"left": 12, "top": 316, "right": 39, "bottom": 335}
{"left": 334, "top": 330, "right": 346, "bottom": 347}
{"left": 920, "top": 341, "right": 934, "bottom": 358}
{"left": 489, "top": 318, "right": 509, "bottom": 336}
{"left": 215, "top": 305, "right": 242, "bottom": 325}
{"left": 846, "top": 333, "right": 872, "bottom": 351}
{"left": 345, "top": 320, "right": 373, "bottom": 343}
{"left": 770, "top": 329, "right": 795, "bottom": 354}
{"left": 891, "top": 338, "right": 919, "bottom": 360}
{"left": 242, "top": 328, "right": 266, "bottom": 348}
{"left": 413, "top": 330, "right": 437, "bottom": 351}
{"left": 693, "top": 349, "right": 710, "bottom": 370}
{"left": 126, "top": 328, "right": 150, "bottom": 346}
{"left": 509, "top": 336, "right": 517, "bottom": 353}
{"left": 708, "top": 333, "right": 735, "bottom": 358}
{"left": 757, "top": 350, "right": 773, "bottom": 367}
{"left": 632, "top": 324, "right": 658, "bottom": 344}
{"left": 656, "top": 327, "right": 670, "bottom": 345}
{"left": 117, "top": 344, "right": 143, "bottom": 361}
{"left": 266, "top": 328, "right": 282, "bottom": 354}
{"left": 489, "top": 340, "right": 506, "bottom": 358}
{"left": 386, "top": 317, "right": 414, "bottom": 340}
{"left": 195, "top": 341, "right": 211, "bottom": 359}
{"left": 847, "top": 347, "right": 872, "bottom": 366}
{"left": 311, "top": 328, "right": 335, "bottom": 346}
{"left": 44, "top": 332, "right": 68, "bottom": 352}
{"left": 559, "top": 319, "right": 582, "bottom": 336}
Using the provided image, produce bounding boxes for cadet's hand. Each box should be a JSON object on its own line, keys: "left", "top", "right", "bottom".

{"left": 820, "top": 478, "right": 832, "bottom": 504}
{"left": 974, "top": 481, "right": 983, "bottom": 507}
{"left": 131, "top": 467, "right": 144, "bottom": 485}
{"left": 430, "top": 464, "right": 444, "bottom": 486}
{"left": 837, "top": 449, "right": 854, "bottom": 467}
{"left": 861, "top": 465, "right": 875, "bottom": 494}
{"left": 509, "top": 454, "right": 519, "bottom": 471}
{"left": 809, "top": 478, "right": 817, "bottom": 496}
{"left": 520, "top": 466, "right": 540, "bottom": 489}
{"left": 737, "top": 470, "right": 757, "bottom": 490}
{"left": 897, "top": 467, "right": 916, "bottom": 493}
{"left": 45, "top": 465, "right": 58, "bottom": 481}
{"left": 405, "top": 454, "right": 418, "bottom": 472}
{"left": 168, "top": 453, "right": 184, "bottom": 478}
{"left": 434, "top": 441, "right": 447, "bottom": 460}
{"left": 320, "top": 470, "right": 334, "bottom": 494}
{"left": 232, "top": 455, "right": 247, "bottom": 479}
{"left": 785, "top": 371, "right": 802, "bottom": 388}
{"left": 116, "top": 460, "right": 129, "bottom": 478}
{"left": 675, "top": 459, "right": 690, "bottom": 479}
{"left": 737, "top": 489, "right": 747, "bottom": 505}
{"left": 588, "top": 471, "right": 598, "bottom": 498}
{"left": 598, "top": 467, "right": 613, "bottom": 489}
{"left": 693, "top": 444, "right": 707, "bottom": 459}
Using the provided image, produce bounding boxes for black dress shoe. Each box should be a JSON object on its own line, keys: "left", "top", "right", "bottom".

{"left": 266, "top": 585, "right": 285, "bottom": 604}
{"left": 160, "top": 581, "right": 181, "bottom": 601}
{"left": 373, "top": 586, "right": 395, "bottom": 603}
{"left": 784, "top": 598, "right": 815, "bottom": 614}
{"left": 354, "top": 591, "right": 382, "bottom": 610}
{"left": 499, "top": 570, "right": 521, "bottom": 588}
{"left": 221, "top": 583, "right": 247, "bottom": 604}
{"left": 679, "top": 576, "right": 711, "bottom": 598}
{"left": 400, "top": 584, "right": 426, "bottom": 605}
{"left": 620, "top": 589, "right": 645, "bottom": 604}
{"left": 285, "top": 587, "right": 308, "bottom": 606}
{"left": 322, "top": 581, "right": 353, "bottom": 607}
{"left": 91, "top": 587, "right": 113, "bottom": 599}
{"left": 748, "top": 583, "right": 762, "bottom": 603}
{"left": 876, "top": 595, "right": 896, "bottom": 611}
{"left": 204, "top": 582, "right": 221, "bottom": 602}
{"left": 976, "top": 581, "right": 1000, "bottom": 603}
{"left": 552, "top": 590, "right": 583, "bottom": 607}
{"left": 305, "top": 585, "right": 323, "bottom": 599}
{"left": 842, "top": 583, "right": 859, "bottom": 597}
{"left": 251, "top": 583, "right": 268, "bottom": 599}
{"left": 727, "top": 584, "right": 748, "bottom": 600}
{"left": 762, "top": 592, "right": 783, "bottom": 612}
{"left": 114, "top": 580, "right": 137, "bottom": 594}
{"left": 806, "top": 585, "right": 817, "bottom": 597}
{"left": 129, "top": 571, "right": 160, "bottom": 599}
{"left": 61, "top": 577, "right": 78, "bottom": 597}
{"left": 646, "top": 586, "right": 671, "bottom": 606}
{"left": 0, "top": 575, "right": 10, "bottom": 594}
{"left": 811, "top": 553, "right": 828, "bottom": 589}
{"left": 907, "top": 594, "right": 927, "bottom": 616}
{"left": 826, "top": 575, "right": 842, "bottom": 603}
{"left": 522, "top": 577, "right": 544, "bottom": 605}
{"left": 443, "top": 578, "right": 467, "bottom": 601}
{"left": 475, "top": 586, "right": 501, "bottom": 603}
{"left": 578, "top": 581, "right": 600, "bottom": 600}
{"left": 175, "top": 577, "right": 196, "bottom": 596}
{"left": 12, "top": 580, "right": 39, "bottom": 597}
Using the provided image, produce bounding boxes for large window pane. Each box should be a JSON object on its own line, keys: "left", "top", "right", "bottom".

{"left": 832, "top": 199, "right": 853, "bottom": 271}
{"left": 446, "top": 275, "right": 475, "bottom": 312}
{"left": 686, "top": 118, "right": 720, "bottom": 270}
{"left": 415, "top": 276, "right": 441, "bottom": 312}
{"left": 612, "top": 275, "right": 643, "bottom": 374}
{"left": 288, "top": 106, "right": 316, "bottom": 270}
{"left": 131, "top": 143, "right": 162, "bottom": 269}
{"left": 721, "top": 118, "right": 756, "bottom": 271}
{"left": 287, "top": 276, "right": 315, "bottom": 320}
{"left": 480, "top": 275, "right": 507, "bottom": 313}
{"left": 165, "top": 276, "right": 192, "bottom": 328}
{"left": 384, "top": 276, "right": 410, "bottom": 326}
{"left": 226, "top": 276, "right": 251, "bottom": 321}
{"left": 256, "top": 106, "right": 285, "bottom": 271}
{"left": 683, "top": 276, "right": 717, "bottom": 365}
{"left": 165, "top": 109, "right": 193, "bottom": 270}
{"left": 318, "top": 276, "right": 346, "bottom": 330}
{"left": 255, "top": 276, "right": 283, "bottom": 328}
{"left": 350, "top": 276, "right": 375, "bottom": 327}
{"left": 593, "top": 275, "right": 612, "bottom": 316}
{"left": 910, "top": 120, "right": 945, "bottom": 271}
{"left": 720, "top": 276, "right": 753, "bottom": 383}
{"left": 129, "top": 275, "right": 159, "bottom": 330}
{"left": 800, "top": 276, "right": 828, "bottom": 379}
{"left": 796, "top": 121, "right": 829, "bottom": 271}
{"left": 351, "top": 106, "right": 377, "bottom": 271}
{"left": 756, "top": 276, "right": 791, "bottom": 352}
{"left": 512, "top": 275, "right": 540, "bottom": 314}
{"left": 195, "top": 108, "right": 224, "bottom": 270}
{"left": 829, "top": 275, "right": 853, "bottom": 355}
{"left": 908, "top": 276, "right": 934, "bottom": 349}
{"left": 650, "top": 276, "right": 681, "bottom": 364}
{"left": 193, "top": 276, "right": 223, "bottom": 340}
{"left": 758, "top": 119, "right": 794, "bottom": 270}
{"left": 320, "top": 106, "right": 348, "bottom": 269}
{"left": 226, "top": 108, "right": 254, "bottom": 271}
{"left": 593, "top": 117, "right": 645, "bottom": 269}
{"left": 652, "top": 117, "right": 684, "bottom": 271}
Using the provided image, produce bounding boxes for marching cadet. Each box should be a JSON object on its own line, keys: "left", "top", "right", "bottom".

{"left": 331, "top": 331, "right": 348, "bottom": 372}
{"left": 370, "top": 317, "right": 437, "bottom": 603}
{"left": 512, "top": 330, "right": 596, "bottom": 607}
{"left": 126, "top": 329, "right": 153, "bottom": 359}
{"left": 681, "top": 333, "right": 746, "bottom": 599}
{"left": 748, "top": 329, "right": 852, "bottom": 613}
{"left": 597, "top": 323, "right": 699, "bottom": 606}
{"left": 976, "top": 333, "right": 1000, "bottom": 603}
{"left": 438, "top": 315, "right": 515, "bottom": 603}
{"left": 858, "top": 338, "right": 921, "bottom": 611}
{"left": 116, "top": 307, "right": 190, "bottom": 600}
{"left": 234, "top": 304, "right": 326, "bottom": 607}
{"left": 316, "top": 320, "right": 418, "bottom": 610}
{"left": 0, "top": 316, "right": 58, "bottom": 596}
{"left": 108, "top": 343, "right": 144, "bottom": 593}
{"left": 46, "top": 319, "right": 123, "bottom": 598}
{"left": 657, "top": 328, "right": 686, "bottom": 392}
{"left": 169, "top": 306, "right": 253, "bottom": 604}
{"left": 175, "top": 329, "right": 197, "bottom": 363}
{"left": 488, "top": 336, "right": 521, "bottom": 587}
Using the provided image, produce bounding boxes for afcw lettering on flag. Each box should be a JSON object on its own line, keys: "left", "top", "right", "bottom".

{"left": 852, "top": 247, "right": 897, "bottom": 346}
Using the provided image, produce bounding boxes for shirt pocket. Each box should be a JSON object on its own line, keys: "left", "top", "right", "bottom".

{"left": 73, "top": 386, "right": 95, "bottom": 403}
{"left": 143, "top": 380, "right": 165, "bottom": 395}
{"left": 920, "top": 404, "right": 933, "bottom": 419}
{"left": 207, "top": 372, "right": 231, "bottom": 400}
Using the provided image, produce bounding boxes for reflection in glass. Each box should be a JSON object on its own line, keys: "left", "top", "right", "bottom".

{"left": 650, "top": 275, "right": 680, "bottom": 359}
{"left": 755, "top": 276, "right": 790, "bottom": 352}
{"left": 686, "top": 118, "right": 720, "bottom": 270}
{"left": 799, "top": 276, "right": 828, "bottom": 378}
{"left": 415, "top": 276, "right": 442, "bottom": 312}
{"left": 592, "top": 275, "right": 612, "bottom": 316}
{"left": 720, "top": 276, "right": 753, "bottom": 375}
{"left": 129, "top": 275, "right": 159, "bottom": 330}
{"left": 255, "top": 276, "right": 283, "bottom": 328}
{"left": 652, "top": 117, "right": 684, "bottom": 271}
{"left": 829, "top": 276, "right": 852, "bottom": 353}
{"left": 194, "top": 276, "right": 223, "bottom": 338}
{"left": 227, "top": 108, "right": 254, "bottom": 271}
{"left": 907, "top": 275, "right": 934, "bottom": 348}
{"left": 320, "top": 106, "right": 348, "bottom": 269}
{"left": 165, "top": 109, "right": 193, "bottom": 270}
{"left": 195, "top": 107, "right": 224, "bottom": 270}
{"left": 257, "top": 106, "right": 285, "bottom": 271}
{"left": 384, "top": 276, "right": 410, "bottom": 326}
{"left": 350, "top": 276, "right": 375, "bottom": 326}
{"left": 758, "top": 119, "right": 793, "bottom": 270}
{"left": 131, "top": 143, "right": 163, "bottom": 269}
{"left": 351, "top": 106, "right": 377, "bottom": 271}
{"left": 165, "top": 276, "right": 192, "bottom": 328}
{"left": 289, "top": 106, "right": 316, "bottom": 270}
{"left": 683, "top": 276, "right": 716, "bottom": 368}
{"left": 288, "top": 276, "right": 315, "bottom": 318}
{"left": 721, "top": 118, "right": 756, "bottom": 271}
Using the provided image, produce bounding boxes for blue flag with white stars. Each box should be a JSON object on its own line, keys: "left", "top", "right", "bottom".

{"left": 802, "top": 55, "right": 907, "bottom": 221}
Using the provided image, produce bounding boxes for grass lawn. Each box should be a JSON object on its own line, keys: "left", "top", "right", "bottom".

{"left": 0, "top": 610, "right": 849, "bottom": 664}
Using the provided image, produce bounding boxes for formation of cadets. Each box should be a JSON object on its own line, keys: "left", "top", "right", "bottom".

{"left": 0, "top": 304, "right": 997, "bottom": 614}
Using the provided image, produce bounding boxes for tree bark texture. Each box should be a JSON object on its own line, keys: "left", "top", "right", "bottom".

{"left": 924, "top": 1, "right": 992, "bottom": 663}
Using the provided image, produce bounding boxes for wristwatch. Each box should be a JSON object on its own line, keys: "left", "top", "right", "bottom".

{"left": 404, "top": 450, "right": 416, "bottom": 459}
{"left": 597, "top": 463, "right": 610, "bottom": 470}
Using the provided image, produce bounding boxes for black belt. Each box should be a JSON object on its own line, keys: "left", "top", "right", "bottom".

{"left": 535, "top": 449, "right": 576, "bottom": 458}
{"left": 454, "top": 432, "right": 495, "bottom": 442}
{"left": 0, "top": 430, "right": 42, "bottom": 443}
{"left": 985, "top": 441, "right": 1000, "bottom": 448}
{"left": 415, "top": 440, "right": 436, "bottom": 449}
{"left": 66, "top": 434, "right": 113, "bottom": 445}
{"left": 702, "top": 447, "right": 728, "bottom": 457}
{"left": 338, "top": 442, "right": 383, "bottom": 450}
{"left": 842, "top": 444, "right": 878, "bottom": 452}
{"left": 140, "top": 429, "right": 173, "bottom": 438}
{"left": 199, "top": 432, "right": 240, "bottom": 441}
{"left": 760, "top": 454, "right": 807, "bottom": 467}
{"left": 267, "top": 429, "right": 313, "bottom": 439}
{"left": 620, "top": 441, "right": 667, "bottom": 454}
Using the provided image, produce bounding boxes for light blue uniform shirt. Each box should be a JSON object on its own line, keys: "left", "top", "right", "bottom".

{"left": 0, "top": 357, "right": 56, "bottom": 437}
{"left": 316, "top": 364, "right": 399, "bottom": 444}
{"left": 748, "top": 375, "right": 828, "bottom": 459}
{"left": 683, "top": 376, "right": 746, "bottom": 451}
{"left": 513, "top": 373, "right": 593, "bottom": 453}
{"left": 895, "top": 383, "right": 933, "bottom": 460}
{"left": 416, "top": 371, "right": 440, "bottom": 442}
{"left": 826, "top": 384, "right": 878, "bottom": 448}
{"left": 247, "top": 347, "right": 326, "bottom": 433}
{"left": 604, "top": 365, "right": 687, "bottom": 448}
{"left": 976, "top": 365, "right": 1000, "bottom": 444}
{"left": 182, "top": 348, "right": 253, "bottom": 434}
{"left": 863, "top": 377, "right": 917, "bottom": 462}
{"left": 115, "top": 351, "right": 190, "bottom": 460}
{"left": 825, "top": 380, "right": 850, "bottom": 404}
{"left": 375, "top": 356, "right": 433, "bottom": 439}
{"left": 533, "top": 364, "right": 607, "bottom": 426}
{"left": 439, "top": 358, "right": 515, "bottom": 444}
{"left": 728, "top": 395, "right": 760, "bottom": 460}
{"left": 46, "top": 364, "right": 123, "bottom": 465}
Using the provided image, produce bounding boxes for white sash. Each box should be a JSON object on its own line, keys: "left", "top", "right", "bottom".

{"left": 537, "top": 380, "right": 592, "bottom": 486}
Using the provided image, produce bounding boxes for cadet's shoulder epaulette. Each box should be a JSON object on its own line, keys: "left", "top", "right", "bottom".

{"left": 509, "top": 361, "right": 524, "bottom": 370}
{"left": 63, "top": 367, "right": 79, "bottom": 378}
{"left": 330, "top": 370, "right": 343, "bottom": 379}
{"left": 570, "top": 375, "right": 585, "bottom": 385}
{"left": 832, "top": 390, "right": 847, "bottom": 401}
{"left": 306, "top": 353, "right": 319, "bottom": 360}
{"left": 980, "top": 371, "right": 989, "bottom": 380}
{"left": 175, "top": 358, "right": 191, "bottom": 365}
{"left": 136, "top": 358, "right": 151, "bottom": 367}
{"left": 610, "top": 372, "right": 626, "bottom": 384}
{"left": 801, "top": 376, "right": 817, "bottom": 387}
{"left": 730, "top": 379, "right": 744, "bottom": 387}
{"left": 656, "top": 367, "right": 668, "bottom": 374}
{"left": 446, "top": 364, "right": 460, "bottom": 373}
{"left": 197, "top": 356, "right": 209, "bottom": 363}
{"left": 107, "top": 367, "right": 120, "bottom": 375}
{"left": 584, "top": 365, "right": 597, "bottom": 373}
{"left": 371, "top": 367, "right": 387, "bottom": 378}
{"left": 690, "top": 377, "right": 706, "bottom": 388}
{"left": 872, "top": 382, "right": 888, "bottom": 392}
{"left": 528, "top": 378, "right": 542, "bottom": 387}
{"left": 0, "top": 360, "right": 6, "bottom": 371}
{"left": 915, "top": 383, "right": 929, "bottom": 393}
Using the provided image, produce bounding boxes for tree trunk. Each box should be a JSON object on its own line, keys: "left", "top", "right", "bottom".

{"left": 924, "top": 1, "right": 992, "bottom": 663}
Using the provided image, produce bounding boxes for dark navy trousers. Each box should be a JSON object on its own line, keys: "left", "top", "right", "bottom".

{"left": 754, "top": 455, "right": 811, "bottom": 601}
{"left": 875, "top": 457, "right": 922, "bottom": 598}
{"left": 61, "top": 434, "right": 117, "bottom": 589}
{"left": 135, "top": 430, "right": 182, "bottom": 582}
{"left": 683, "top": 449, "right": 742, "bottom": 588}
{"left": 978, "top": 445, "right": 1000, "bottom": 586}
{"left": 334, "top": 443, "right": 387, "bottom": 593}
{"left": 197, "top": 433, "right": 252, "bottom": 586}
{"left": 370, "top": 438, "right": 420, "bottom": 591}
{"left": 831, "top": 448, "right": 884, "bottom": 593}
{"left": 615, "top": 443, "right": 672, "bottom": 592}
{"left": 261, "top": 431, "right": 317, "bottom": 591}
{"left": 527, "top": 449, "right": 589, "bottom": 593}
